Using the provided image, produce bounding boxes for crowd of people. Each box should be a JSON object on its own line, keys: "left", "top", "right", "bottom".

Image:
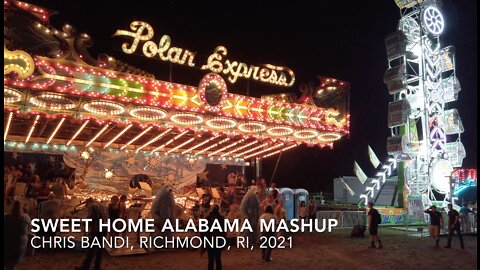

{"left": 197, "top": 179, "right": 283, "bottom": 270}
{"left": 3, "top": 162, "right": 78, "bottom": 270}
{"left": 4, "top": 164, "right": 71, "bottom": 220}
{"left": 14, "top": 165, "right": 477, "bottom": 269}
{"left": 4, "top": 162, "right": 75, "bottom": 223}
{"left": 196, "top": 177, "right": 318, "bottom": 269}
{"left": 4, "top": 163, "right": 73, "bottom": 201}
{"left": 366, "top": 201, "right": 476, "bottom": 250}
{"left": 4, "top": 170, "right": 310, "bottom": 270}
{"left": 4, "top": 165, "right": 476, "bottom": 270}
{"left": 194, "top": 177, "right": 317, "bottom": 228}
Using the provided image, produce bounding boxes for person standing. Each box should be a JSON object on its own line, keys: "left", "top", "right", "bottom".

{"left": 260, "top": 193, "right": 277, "bottom": 213}
{"left": 275, "top": 204, "right": 286, "bottom": 237}
{"left": 271, "top": 189, "right": 283, "bottom": 219}
{"left": 227, "top": 172, "right": 237, "bottom": 186}
{"left": 76, "top": 198, "right": 108, "bottom": 270}
{"left": 36, "top": 181, "right": 51, "bottom": 203}
{"left": 424, "top": 205, "right": 443, "bottom": 247}
{"left": 269, "top": 182, "right": 278, "bottom": 194}
{"left": 118, "top": 195, "right": 128, "bottom": 239}
{"left": 217, "top": 187, "right": 228, "bottom": 211}
{"left": 259, "top": 205, "right": 276, "bottom": 262}
{"left": 239, "top": 174, "right": 247, "bottom": 191}
{"left": 226, "top": 203, "right": 241, "bottom": 245}
{"left": 25, "top": 175, "right": 42, "bottom": 199}
{"left": 119, "top": 195, "right": 128, "bottom": 218}
{"left": 260, "top": 178, "right": 266, "bottom": 188}
{"left": 298, "top": 201, "right": 308, "bottom": 220}
{"left": 256, "top": 181, "right": 266, "bottom": 204}
{"left": 459, "top": 203, "right": 473, "bottom": 233}
{"left": 204, "top": 204, "right": 225, "bottom": 270}
{"left": 367, "top": 202, "right": 383, "bottom": 249}
{"left": 4, "top": 200, "right": 31, "bottom": 270}
{"left": 200, "top": 194, "right": 213, "bottom": 218}
{"left": 107, "top": 195, "right": 120, "bottom": 238}
{"left": 445, "top": 203, "right": 465, "bottom": 249}
{"left": 107, "top": 195, "right": 120, "bottom": 221}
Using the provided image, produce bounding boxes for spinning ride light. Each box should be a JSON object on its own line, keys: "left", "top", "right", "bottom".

{"left": 206, "top": 117, "right": 237, "bottom": 129}
{"left": 170, "top": 113, "right": 204, "bottom": 125}
{"left": 30, "top": 93, "right": 76, "bottom": 110}
{"left": 4, "top": 87, "right": 23, "bottom": 104}
{"left": 83, "top": 100, "right": 125, "bottom": 115}
{"left": 129, "top": 107, "right": 167, "bottom": 120}
{"left": 267, "top": 126, "right": 294, "bottom": 136}
{"left": 422, "top": 6, "right": 444, "bottom": 35}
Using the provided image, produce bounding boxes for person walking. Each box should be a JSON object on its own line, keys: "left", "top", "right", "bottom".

{"left": 424, "top": 205, "right": 443, "bottom": 247}
{"left": 259, "top": 205, "right": 276, "bottom": 262}
{"left": 367, "top": 202, "right": 383, "bottom": 249}
{"left": 445, "top": 203, "right": 465, "bottom": 249}
{"left": 76, "top": 198, "right": 108, "bottom": 270}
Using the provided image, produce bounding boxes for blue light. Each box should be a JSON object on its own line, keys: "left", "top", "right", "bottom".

{"left": 453, "top": 179, "right": 477, "bottom": 196}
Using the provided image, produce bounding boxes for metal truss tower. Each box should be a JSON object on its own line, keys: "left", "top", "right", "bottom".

{"left": 384, "top": 0, "right": 465, "bottom": 208}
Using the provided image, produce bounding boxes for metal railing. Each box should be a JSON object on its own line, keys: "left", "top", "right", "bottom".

{"left": 316, "top": 210, "right": 366, "bottom": 227}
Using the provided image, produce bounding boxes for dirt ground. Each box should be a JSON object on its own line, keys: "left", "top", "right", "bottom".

{"left": 17, "top": 228, "right": 477, "bottom": 270}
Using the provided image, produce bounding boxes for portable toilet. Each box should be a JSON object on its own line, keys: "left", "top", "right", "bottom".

{"left": 278, "top": 188, "right": 295, "bottom": 221}
{"left": 294, "top": 188, "right": 309, "bottom": 219}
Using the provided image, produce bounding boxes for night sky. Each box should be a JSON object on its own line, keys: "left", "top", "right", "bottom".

{"left": 25, "top": 0, "right": 477, "bottom": 194}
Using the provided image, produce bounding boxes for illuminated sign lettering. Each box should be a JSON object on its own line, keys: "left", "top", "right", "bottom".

{"left": 114, "top": 21, "right": 295, "bottom": 87}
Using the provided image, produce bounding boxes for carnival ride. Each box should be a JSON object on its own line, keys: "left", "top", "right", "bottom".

{"left": 4, "top": 0, "right": 349, "bottom": 201}
{"left": 354, "top": 0, "right": 466, "bottom": 224}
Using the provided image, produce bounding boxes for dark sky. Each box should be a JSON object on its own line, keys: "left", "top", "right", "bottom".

{"left": 25, "top": 0, "right": 477, "bottom": 193}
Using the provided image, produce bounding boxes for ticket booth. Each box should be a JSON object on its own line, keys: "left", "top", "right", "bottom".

{"left": 294, "top": 188, "right": 309, "bottom": 219}
{"left": 279, "top": 188, "right": 295, "bottom": 221}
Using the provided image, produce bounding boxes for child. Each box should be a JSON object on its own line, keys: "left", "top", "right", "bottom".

{"left": 299, "top": 201, "right": 307, "bottom": 220}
